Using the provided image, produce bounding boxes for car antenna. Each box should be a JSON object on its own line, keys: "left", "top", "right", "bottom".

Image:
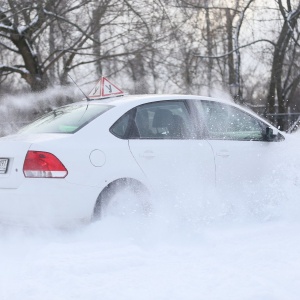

{"left": 67, "top": 74, "right": 91, "bottom": 101}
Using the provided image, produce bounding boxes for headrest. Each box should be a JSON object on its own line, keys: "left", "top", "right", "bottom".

{"left": 152, "top": 109, "right": 173, "bottom": 127}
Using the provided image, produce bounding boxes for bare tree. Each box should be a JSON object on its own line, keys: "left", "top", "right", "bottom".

{"left": 0, "top": 0, "right": 98, "bottom": 90}
{"left": 266, "top": 0, "right": 300, "bottom": 130}
{"left": 175, "top": 0, "right": 256, "bottom": 100}
{"left": 1, "top": 0, "right": 300, "bottom": 133}
{"left": 0, "top": 0, "right": 159, "bottom": 91}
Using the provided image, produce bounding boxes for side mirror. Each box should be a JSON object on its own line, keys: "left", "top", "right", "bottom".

{"left": 265, "top": 127, "right": 278, "bottom": 141}
{"left": 266, "top": 127, "right": 274, "bottom": 142}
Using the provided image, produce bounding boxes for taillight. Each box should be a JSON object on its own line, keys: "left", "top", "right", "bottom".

{"left": 23, "top": 151, "right": 68, "bottom": 178}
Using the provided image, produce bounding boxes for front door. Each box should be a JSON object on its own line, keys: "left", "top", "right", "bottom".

{"left": 194, "top": 100, "right": 285, "bottom": 198}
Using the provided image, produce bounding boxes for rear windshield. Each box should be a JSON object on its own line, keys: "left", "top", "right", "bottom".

{"left": 19, "top": 103, "right": 113, "bottom": 134}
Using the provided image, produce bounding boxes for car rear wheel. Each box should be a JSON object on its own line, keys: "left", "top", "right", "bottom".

{"left": 93, "top": 178, "right": 151, "bottom": 220}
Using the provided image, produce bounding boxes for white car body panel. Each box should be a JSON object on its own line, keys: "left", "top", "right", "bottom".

{"left": 0, "top": 179, "right": 100, "bottom": 226}
{"left": 208, "top": 140, "right": 274, "bottom": 187}
{"left": 129, "top": 139, "right": 216, "bottom": 199}
{"left": 0, "top": 94, "right": 289, "bottom": 226}
{"left": 0, "top": 141, "right": 31, "bottom": 189}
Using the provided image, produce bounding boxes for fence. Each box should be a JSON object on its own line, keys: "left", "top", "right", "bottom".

{"left": 265, "top": 113, "right": 300, "bottom": 133}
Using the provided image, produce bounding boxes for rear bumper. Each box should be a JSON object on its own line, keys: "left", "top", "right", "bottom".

{"left": 0, "top": 179, "right": 100, "bottom": 227}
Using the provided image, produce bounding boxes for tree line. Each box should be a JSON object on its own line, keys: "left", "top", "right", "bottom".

{"left": 0, "top": 0, "right": 300, "bottom": 131}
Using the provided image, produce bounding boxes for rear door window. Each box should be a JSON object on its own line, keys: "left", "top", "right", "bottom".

{"left": 131, "top": 101, "right": 196, "bottom": 139}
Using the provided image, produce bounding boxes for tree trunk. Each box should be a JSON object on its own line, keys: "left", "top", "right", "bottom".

{"left": 225, "top": 8, "right": 235, "bottom": 88}
{"left": 11, "top": 33, "right": 47, "bottom": 91}
{"left": 205, "top": 0, "right": 213, "bottom": 95}
{"left": 266, "top": 1, "right": 300, "bottom": 130}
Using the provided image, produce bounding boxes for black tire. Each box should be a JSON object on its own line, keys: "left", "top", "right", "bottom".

{"left": 93, "top": 178, "right": 151, "bottom": 221}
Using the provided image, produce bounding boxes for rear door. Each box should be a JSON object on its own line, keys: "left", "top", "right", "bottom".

{"left": 127, "top": 100, "right": 216, "bottom": 200}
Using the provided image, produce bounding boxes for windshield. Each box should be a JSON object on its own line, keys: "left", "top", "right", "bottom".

{"left": 19, "top": 103, "right": 113, "bottom": 134}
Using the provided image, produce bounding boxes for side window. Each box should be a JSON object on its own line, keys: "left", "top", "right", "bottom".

{"left": 110, "top": 111, "right": 131, "bottom": 138}
{"left": 131, "top": 101, "right": 195, "bottom": 139}
{"left": 200, "top": 101, "right": 266, "bottom": 141}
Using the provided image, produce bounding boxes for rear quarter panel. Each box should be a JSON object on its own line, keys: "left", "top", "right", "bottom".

{"left": 28, "top": 111, "right": 148, "bottom": 193}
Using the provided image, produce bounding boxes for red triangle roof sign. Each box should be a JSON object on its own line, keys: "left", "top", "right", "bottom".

{"left": 88, "top": 77, "right": 124, "bottom": 99}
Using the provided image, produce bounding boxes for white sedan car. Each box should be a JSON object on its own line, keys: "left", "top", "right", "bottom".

{"left": 0, "top": 94, "right": 286, "bottom": 226}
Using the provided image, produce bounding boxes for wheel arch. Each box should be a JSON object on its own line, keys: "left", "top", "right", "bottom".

{"left": 93, "top": 177, "right": 150, "bottom": 219}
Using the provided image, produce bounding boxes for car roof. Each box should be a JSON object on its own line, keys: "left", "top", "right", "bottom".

{"left": 79, "top": 94, "right": 258, "bottom": 117}
{"left": 82, "top": 94, "right": 230, "bottom": 106}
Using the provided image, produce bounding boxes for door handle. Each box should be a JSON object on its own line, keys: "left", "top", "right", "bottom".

{"left": 216, "top": 150, "right": 230, "bottom": 158}
{"left": 140, "top": 151, "right": 155, "bottom": 159}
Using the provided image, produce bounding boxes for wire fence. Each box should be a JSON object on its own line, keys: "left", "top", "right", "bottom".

{"left": 265, "top": 113, "right": 300, "bottom": 133}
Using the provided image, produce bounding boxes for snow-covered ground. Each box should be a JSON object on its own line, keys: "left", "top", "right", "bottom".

{"left": 1, "top": 215, "right": 300, "bottom": 299}
{"left": 1, "top": 175, "right": 300, "bottom": 300}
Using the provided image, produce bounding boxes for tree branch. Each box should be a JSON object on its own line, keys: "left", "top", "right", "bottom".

{"left": 193, "top": 39, "right": 276, "bottom": 59}
{"left": 0, "top": 65, "right": 28, "bottom": 75}
{"left": 0, "top": 41, "right": 19, "bottom": 53}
